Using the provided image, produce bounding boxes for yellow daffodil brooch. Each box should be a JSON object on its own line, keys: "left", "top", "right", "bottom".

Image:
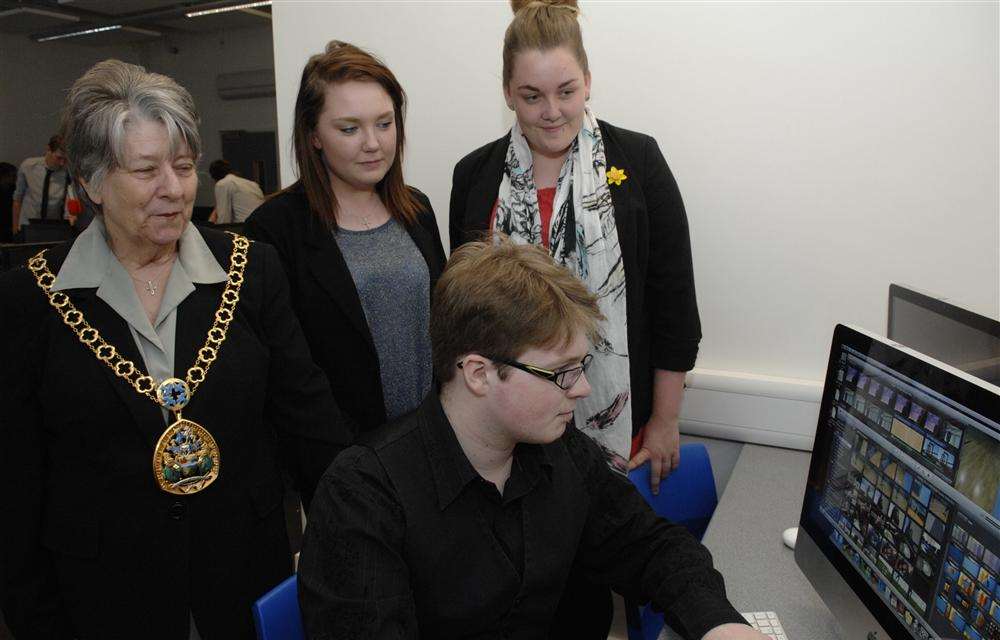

{"left": 607, "top": 166, "right": 627, "bottom": 186}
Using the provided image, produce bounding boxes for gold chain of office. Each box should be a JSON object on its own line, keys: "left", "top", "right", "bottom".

{"left": 26, "top": 233, "right": 251, "bottom": 404}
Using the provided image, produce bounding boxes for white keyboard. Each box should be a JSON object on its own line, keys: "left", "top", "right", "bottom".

{"left": 741, "top": 611, "right": 788, "bottom": 640}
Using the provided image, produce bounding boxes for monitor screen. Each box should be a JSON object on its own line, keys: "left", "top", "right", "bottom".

{"left": 798, "top": 324, "right": 1000, "bottom": 640}
{"left": 888, "top": 284, "right": 1000, "bottom": 387}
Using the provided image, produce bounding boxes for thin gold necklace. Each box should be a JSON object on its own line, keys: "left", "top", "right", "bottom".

{"left": 340, "top": 195, "right": 381, "bottom": 229}
{"left": 126, "top": 257, "right": 175, "bottom": 296}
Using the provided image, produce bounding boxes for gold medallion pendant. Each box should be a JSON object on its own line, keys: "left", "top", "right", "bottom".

{"left": 152, "top": 378, "right": 220, "bottom": 495}
{"left": 28, "top": 233, "right": 251, "bottom": 496}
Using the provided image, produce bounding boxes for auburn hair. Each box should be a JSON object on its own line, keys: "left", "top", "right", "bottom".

{"left": 287, "top": 40, "right": 420, "bottom": 227}
{"left": 431, "top": 235, "right": 604, "bottom": 384}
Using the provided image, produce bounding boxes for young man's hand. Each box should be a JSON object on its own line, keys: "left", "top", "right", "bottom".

{"left": 702, "top": 623, "right": 771, "bottom": 640}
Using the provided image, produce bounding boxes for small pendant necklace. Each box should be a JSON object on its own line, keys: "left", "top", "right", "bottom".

{"left": 134, "top": 278, "right": 158, "bottom": 296}
{"left": 127, "top": 256, "right": 175, "bottom": 297}
{"left": 346, "top": 208, "right": 373, "bottom": 229}
{"left": 342, "top": 196, "right": 382, "bottom": 230}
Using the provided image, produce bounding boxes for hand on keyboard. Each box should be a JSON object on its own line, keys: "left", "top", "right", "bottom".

{"left": 700, "top": 620, "right": 777, "bottom": 639}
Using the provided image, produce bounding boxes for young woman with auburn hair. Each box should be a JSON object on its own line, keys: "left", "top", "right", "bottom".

{"left": 247, "top": 41, "right": 446, "bottom": 463}
{"left": 449, "top": 1, "right": 703, "bottom": 636}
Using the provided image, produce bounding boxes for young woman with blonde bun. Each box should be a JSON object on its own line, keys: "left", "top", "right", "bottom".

{"left": 452, "top": 0, "right": 700, "bottom": 487}
{"left": 449, "top": 1, "right": 703, "bottom": 635}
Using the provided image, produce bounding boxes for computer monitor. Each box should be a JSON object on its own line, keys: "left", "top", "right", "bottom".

{"left": 796, "top": 324, "right": 1000, "bottom": 640}
{"left": 888, "top": 284, "right": 1000, "bottom": 386}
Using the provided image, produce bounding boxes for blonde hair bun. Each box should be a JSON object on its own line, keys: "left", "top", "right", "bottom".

{"left": 503, "top": 0, "right": 588, "bottom": 85}
{"left": 510, "top": 0, "right": 579, "bottom": 15}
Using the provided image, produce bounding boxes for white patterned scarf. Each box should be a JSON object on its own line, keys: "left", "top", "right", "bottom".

{"left": 495, "top": 108, "right": 632, "bottom": 473}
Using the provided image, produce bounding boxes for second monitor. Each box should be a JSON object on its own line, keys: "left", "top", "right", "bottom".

{"left": 888, "top": 283, "right": 1000, "bottom": 387}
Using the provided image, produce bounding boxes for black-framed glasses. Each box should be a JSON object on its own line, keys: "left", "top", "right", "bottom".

{"left": 490, "top": 353, "right": 593, "bottom": 390}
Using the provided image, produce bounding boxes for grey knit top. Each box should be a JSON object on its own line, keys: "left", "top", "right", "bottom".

{"left": 335, "top": 218, "right": 432, "bottom": 421}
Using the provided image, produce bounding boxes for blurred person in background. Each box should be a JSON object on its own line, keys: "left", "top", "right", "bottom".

{"left": 207, "top": 159, "right": 264, "bottom": 224}
{"left": 12, "top": 134, "right": 71, "bottom": 240}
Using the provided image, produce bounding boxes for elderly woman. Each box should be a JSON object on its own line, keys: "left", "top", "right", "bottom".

{"left": 0, "top": 60, "right": 349, "bottom": 639}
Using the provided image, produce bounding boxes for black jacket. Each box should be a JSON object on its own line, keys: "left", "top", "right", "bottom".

{"left": 244, "top": 185, "right": 447, "bottom": 435}
{"left": 0, "top": 228, "right": 350, "bottom": 639}
{"left": 450, "top": 120, "right": 701, "bottom": 434}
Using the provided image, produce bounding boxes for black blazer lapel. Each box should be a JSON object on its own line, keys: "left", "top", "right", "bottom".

{"left": 70, "top": 289, "right": 165, "bottom": 446}
{"left": 463, "top": 134, "right": 510, "bottom": 242}
{"left": 601, "top": 124, "right": 638, "bottom": 272}
{"left": 405, "top": 220, "right": 443, "bottom": 287}
{"left": 303, "top": 216, "right": 374, "bottom": 347}
{"left": 173, "top": 281, "right": 220, "bottom": 420}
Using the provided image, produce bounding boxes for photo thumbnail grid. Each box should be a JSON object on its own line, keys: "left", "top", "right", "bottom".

{"left": 818, "top": 351, "right": 1000, "bottom": 640}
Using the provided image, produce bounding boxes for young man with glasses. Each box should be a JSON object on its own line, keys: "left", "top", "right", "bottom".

{"left": 299, "top": 239, "right": 763, "bottom": 640}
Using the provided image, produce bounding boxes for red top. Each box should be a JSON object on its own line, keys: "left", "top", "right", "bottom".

{"left": 490, "top": 187, "right": 558, "bottom": 249}
{"left": 536, "top": 187, "right": 556, "bottom": 249}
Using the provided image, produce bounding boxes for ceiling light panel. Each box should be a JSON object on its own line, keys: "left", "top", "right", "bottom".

{"left": 185, "top": 1, "right": 271, "bottom": 18}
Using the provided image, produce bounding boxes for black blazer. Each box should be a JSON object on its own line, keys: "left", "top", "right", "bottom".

{"left": 244, "top": 185, "right": 447, "bottom": 434}
{"left": 0, "top": 228, "right": 350, "bottom": 639}
{"left": 450, "top": 120, "right": 701, "bottom": 434}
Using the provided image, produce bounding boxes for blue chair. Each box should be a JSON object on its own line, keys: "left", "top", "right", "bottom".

{"left": 253, "top": 574, "right": 305, "bottom": 640}
{"left": 625, "top": 442, "right": 719, "bottom": 640}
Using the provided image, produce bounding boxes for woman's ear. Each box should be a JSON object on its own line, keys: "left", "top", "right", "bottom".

{"left": 503, "top": 84, "right": 514, "bottom": 111}
{"left": 78, "top": 177, "right": 102, "bottom": 205}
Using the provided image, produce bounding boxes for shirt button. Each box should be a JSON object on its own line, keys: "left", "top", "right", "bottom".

{"left": 168, "top": 501, "right": 186, "bottom": 520}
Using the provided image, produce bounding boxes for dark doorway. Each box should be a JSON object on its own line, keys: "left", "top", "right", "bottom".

{"left": 220, "top": 129, "right": 279, "bottom": 195}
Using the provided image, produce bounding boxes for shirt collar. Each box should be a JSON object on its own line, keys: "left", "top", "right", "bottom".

{"left": 420, "top": 394, "right": 554, "bottom": 511}
{"left": 29, "top": 156, "right": 68, "bottom": 175}
{"left": 51, "top": 217, "right": 227, "bottom": 292}
{"left": 507, "top": 440, "right": 554, "bottom": 501}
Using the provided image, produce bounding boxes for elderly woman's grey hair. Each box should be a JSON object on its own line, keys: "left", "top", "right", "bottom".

{"left": 61, "top": 59, "right": 201, "bottom": 209}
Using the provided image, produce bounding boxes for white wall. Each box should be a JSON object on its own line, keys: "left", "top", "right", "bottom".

{"left": 272, "top": 1, "right": 999, "bottom": 445}
{"left": 0, "top": 36, "right": 139, "bottom": 167}
{"left": 138, "top": 26, "right": 278, "bottom": 205}
{"left": 0, "top": 25, "right": 277, "bottom": 206}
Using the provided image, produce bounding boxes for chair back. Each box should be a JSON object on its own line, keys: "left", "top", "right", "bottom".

{"left": 23, "top": 220, "right": 72, "bottom": 242}
{"left": 626, "top": 442, "right": 719, "bottom": 640}
{"left": 252, "top": 574, "right": 304, "bottom": 640}
{"left": 0, "top": 241, "right": 61, "bottom": 272}
{"left": 627, "top": 442, "right": 718, "bottom": 540}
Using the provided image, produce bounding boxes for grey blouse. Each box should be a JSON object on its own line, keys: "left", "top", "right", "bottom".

{"left": 335, "top": 218, "right": 432, "bottom": 421}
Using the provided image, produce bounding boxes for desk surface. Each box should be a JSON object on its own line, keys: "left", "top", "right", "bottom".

{"left": 693, "top": 444, "right": 842, "bottom": 640}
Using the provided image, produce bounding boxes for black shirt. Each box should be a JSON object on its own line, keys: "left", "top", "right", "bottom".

{"left": 298, "top": 395, "right": 747, "bottom": 640}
